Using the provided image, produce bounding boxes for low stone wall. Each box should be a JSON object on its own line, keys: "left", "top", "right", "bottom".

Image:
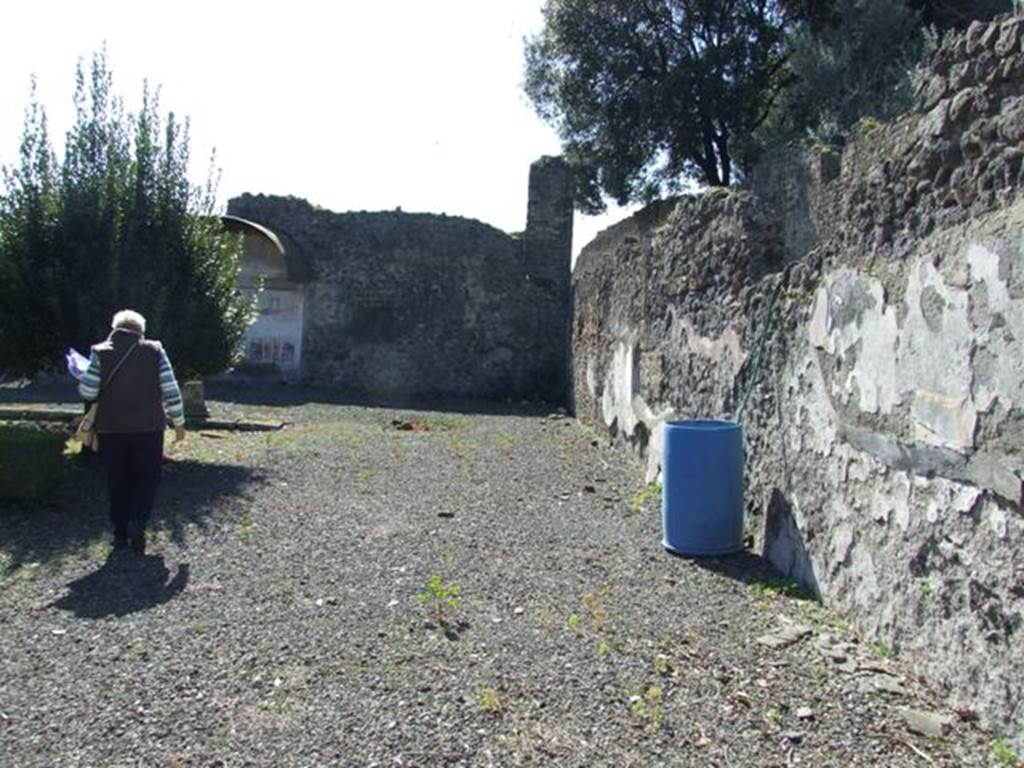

{"left": 572, "top": 14, "right": 1024, "bottom": 740}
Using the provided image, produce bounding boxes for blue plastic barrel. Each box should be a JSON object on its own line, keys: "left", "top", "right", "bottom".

{"left": 661, "top": 420, "right": 744, "bottom": 556}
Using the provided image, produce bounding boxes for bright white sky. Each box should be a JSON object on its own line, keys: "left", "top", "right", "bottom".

{"left": 0, "top": 1, "right": 634, "bottom": 261}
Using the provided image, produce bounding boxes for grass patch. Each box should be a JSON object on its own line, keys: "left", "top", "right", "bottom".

{"left": 751, "top": 578, "right": 815, "bottom": 601}
{"left": 990, "top": 739, "right": 1022, "bottom": 768}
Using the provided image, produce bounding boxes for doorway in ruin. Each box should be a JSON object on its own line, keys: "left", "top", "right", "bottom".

{"left": 222, "top": 215, "right": 304, "bottom": 378}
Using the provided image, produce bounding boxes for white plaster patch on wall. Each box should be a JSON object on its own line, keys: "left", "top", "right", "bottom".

{"left": 917, "top": 475, "right": 981, "bottom": 526}
{"left": 984, "top": 499, "right": 1010, "bottom": 539}
{"left": 807, "top": 270, "right": 899, "bottom": 414}
{"left": 871, "top": 470, "right": 912, "bottom": 528}
{"left": 828, "top": 519, "right": 856, "bottom": 575}
{"left": 676, "top": 316, "right": 746, "bottom": 373}
{"left": 788, "top": 350, "right": 840, "bottom": 457}
{"left": 968, "top": 240, "right": 1024, "bottom": 413}
{"left": 912, "top": 390, "right": 976, "bottom": 451}
{"left": 645, "top": 413, "right": 677, "bottom": 485}
{"left": 601, "top": 338, "right": 640, "bottom": 434}
{"left": 847, "top": 545, "right": 880, "bottom": 618}
{"left": 900, "top": 256, "right": 977, "bottom": 450}
{"left": 240, "top": 287, "right": 304, "bottom": 372}
{"left": 599, "top": 336, "right": 676, "bottom": 479}
{"left": 586, "top": 356, "right": 598, "bottom": 400}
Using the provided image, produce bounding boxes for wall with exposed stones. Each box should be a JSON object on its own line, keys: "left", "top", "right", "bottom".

{"left": 572, "top": 15, "right": 1024, "bottom": 741}
{"left": 228, "top": 156, "right": 573, "bottom": 403}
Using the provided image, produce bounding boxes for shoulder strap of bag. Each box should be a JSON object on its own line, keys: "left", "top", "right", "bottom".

{"left": 96, "top": 341, "right": 140, "bottom": 401}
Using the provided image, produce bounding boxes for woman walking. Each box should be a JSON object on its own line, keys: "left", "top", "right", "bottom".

{"left": 78, "top": 310, "right": 186, "bottom": 554}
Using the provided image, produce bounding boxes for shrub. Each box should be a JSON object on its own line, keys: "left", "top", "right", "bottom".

{"left": 0, "top": 424, "right": 70, "bottom": 505}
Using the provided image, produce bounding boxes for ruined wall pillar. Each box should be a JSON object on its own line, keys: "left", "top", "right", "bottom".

{"left": 522, "top": 156, "right": 574, "bottom": 405}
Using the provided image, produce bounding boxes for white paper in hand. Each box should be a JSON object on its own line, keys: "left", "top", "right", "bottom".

{"left": 65, "top": 348, "right": 90, "bottom": 381}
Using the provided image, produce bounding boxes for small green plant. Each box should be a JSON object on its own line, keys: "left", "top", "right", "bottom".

{"left": 582, "top": 591, "right": 607, "bottom": 631}
{"left": 631, "top": 481, "right": 662, "bottom": 513}
{"left": 654, "top": 654, "right": 671, "bottom": 675}
{"left": 827, "top": 614, "right": 851, "bottom": 633}
{"left": 628, "top": 685, "right": 664, "bottom": 728}
{"left": 567, "top": 612, "right": 581, "bottom": 633}
{"left": 915, "top": 577, "right": 932, "bottom": 597}
{"left": 478, "top": 687, "right": 502, "bottom": 713}
{"left": 765, "top": 706, "right": 782, "bottom": 725}
{"left": 596, "top": 638, "right": 611, "bottom": 658}
{"left": 493, "top": 433, "right": 515, "bottom": 447}
{"left": 239, "top": 512, "right": 256, "bottom": 541}
{"left": 991, "top": 739, "right": 1022, "bottom": 768}
{"left": 873, "top": 641, "right": 898, "bottom": 660}
{"left": 417, "top": 574, "right": 460, "bottom": 626}
{"left": 855, "top": 116, "right": 884, "bottom": 132}
{"left": 448, "top": 435, "right": 467, "bottom": 458}
{"left": 751, "top": 578, "right": 813, "bottom": 600}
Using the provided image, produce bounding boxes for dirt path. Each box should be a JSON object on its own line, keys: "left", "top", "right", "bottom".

{"left": 0, "top": 393, "right": 993, "bottom": 766}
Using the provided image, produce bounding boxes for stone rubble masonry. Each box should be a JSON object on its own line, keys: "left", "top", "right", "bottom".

{"left": 227, "top": 156, "right": 572, "bottom": 404}
{"left": 572, "top": 14, "right": 1024, "bottom": 743}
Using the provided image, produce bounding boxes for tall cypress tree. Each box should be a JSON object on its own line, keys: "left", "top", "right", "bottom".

{"left": 0, "top": 50, "right": 255, "bottom": 379}
{"left": 0, "top": 79, "right": 62, "bottom": 375}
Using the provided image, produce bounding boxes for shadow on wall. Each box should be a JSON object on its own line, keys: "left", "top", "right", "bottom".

{"left": 0, "top": 456, "right": 260, "bottom": 573}
{"left": 762, "top": 488, "right": 822, "bottom": 599}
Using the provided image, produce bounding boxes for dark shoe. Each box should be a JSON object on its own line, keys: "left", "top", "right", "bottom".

{"left": 129, "top": 531, "right": 146, "bottom": 555}
{"left": 112, "top": 531, "right": 129, "bottom": 549}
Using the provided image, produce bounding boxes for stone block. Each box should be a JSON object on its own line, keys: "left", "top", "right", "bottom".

{"left": 996, "top": 18, "right": 1024, "bottom": 57}
{"left": 966, "top": 452, "right": 1024, "bottom": 505}
{"left": 899, "top": 708, "right": 954, "bottom": 739}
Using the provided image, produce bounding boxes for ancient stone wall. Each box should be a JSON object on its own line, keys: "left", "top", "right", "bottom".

{"left": 572, "top": 15, "right": 1024, "bottom": 741}
{"left": 228, "top": 157, "right": 572, "bottom": 403}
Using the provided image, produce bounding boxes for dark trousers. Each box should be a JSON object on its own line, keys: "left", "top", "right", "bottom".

{"left": 99, "top": 431, "right": 164, "bottom": 536}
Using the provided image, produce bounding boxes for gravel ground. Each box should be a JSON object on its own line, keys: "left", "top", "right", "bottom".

{"left": 0, "top": 386, "right": 996, "bottom": 767}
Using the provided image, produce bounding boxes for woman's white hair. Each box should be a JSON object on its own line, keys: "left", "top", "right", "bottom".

{"left": 111, "top": 309, "right": 146, "bottom": 333}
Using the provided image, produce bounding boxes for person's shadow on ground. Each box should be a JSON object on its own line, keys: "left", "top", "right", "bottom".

{"left": 52, "top": 550, "right": 189, "bottom": 618}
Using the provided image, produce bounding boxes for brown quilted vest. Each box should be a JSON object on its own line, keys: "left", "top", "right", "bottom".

{"left": 93, "top": 330, "right": 166, "bottom": 433}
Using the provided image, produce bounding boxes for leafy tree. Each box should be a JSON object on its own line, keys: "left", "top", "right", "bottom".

{"left": 766, "top": 0, "right": 1013, "bottom": 146}
{"left": 765, "top": 0, "right": 929, "bottom": 147}
{"left": 524, "top": 0, "right": 793, "bottom": 212}
{"left": 0, "top": 80, "right": 62, "bottom": 376}
{"left": 0, "top": 50, "right": 254, "bottom": 379}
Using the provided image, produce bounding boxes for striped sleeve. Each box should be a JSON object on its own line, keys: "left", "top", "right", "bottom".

{"left": 78, "top": 351, "right": 101, "bottom": 401}
{"left": 159, "top": 350, "right": 185, "bottom": 427}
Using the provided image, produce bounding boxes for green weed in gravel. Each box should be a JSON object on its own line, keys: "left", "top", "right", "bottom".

{"left": 627, "top": 683, "right": 664, "bottom": 728}
{"left": 631, "top": 481, "right": 661, "bottom": 513}
{"left": 751, "top": 578, "right": 814, "bottom": 601}
{"left": 873, "top": 641, "right": 898, "bottom": 659}
{"left": 356, "top": 469, "right": 375, "bottom": 493}
{"left": 990, "top": 739, "right": 1022, "bottom": 767}
{"left": 447, "top": 434, "right": 467, "bottom": 459}
{"left": 239, "top": 512, "right": 256, "bottom": 541}
{"left": 567, "top": 612, "right": 581, "bottom": 633}
{"left": 478, "top": 687, "right": 503, "bottom": 713}
{"left": 417, "top": 574, "right": 460, "bottom": 627}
